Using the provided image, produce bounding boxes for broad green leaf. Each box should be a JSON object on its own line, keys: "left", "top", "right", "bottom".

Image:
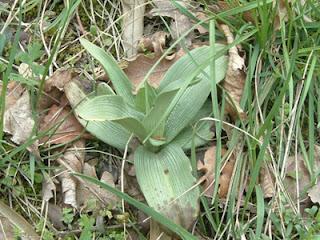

{"left": 171, "top": 100, "right": 213, "bottom": 149}
{"left": 143, "top": 89, "right": 178, "bottom": 140}
{"left": 135, "top": 82, "right": 157, "bottom": 113}
{"left": 156, "top": 45, "right": 228, "bottom": 142}
{"left": 74, "top": 173, "right": 197, "bottom": 240}
{"left": 80, "top": 38, "right": 135, "bottom": 105}
{"left": 96, "top": 82, "right": 115, "bottom": 95}
{"left": 164, "top": 78, "right": 211, "bottom": 142}
{"left": 65, "top": 81, "right": 130, "bottom": 150}
{"left": 134, "top": 145, "right": 200, "bottom": 229}
{"left": 76, "top": 95, "right": 147, "bottom": 141}
{"left": 158, "top": 45, "right": 227, "bottom": 92}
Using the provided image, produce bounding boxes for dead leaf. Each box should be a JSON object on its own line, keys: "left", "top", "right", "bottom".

{"left": 260, "top": 165, "right": 275, "bottom": 198}
{"left": 274, "top": 0, "right": 291, "bottom": 30}
{"left": 42, "top": 173, "right": 57, "bottom": 202}
{"left": 47, "top": 203, "right": 65, "bottom": 230}
{"left": 197, "top": 146, "right": 234, "bottom": 198}
{"left": 39, "top": 104, "right": 86, "bottom": 145}
{"left": 57, "top": 140, "right": 85, "bottom": 208}
{"left": 44, "top": 69, "right": 75, "bottom": 92}
{"left": 4, "top": 88, "right": 36, "bottom": 145}
{"left": 284, "top": 154, "right": 312, "bottom": 202}
{"left": 77, "top": 163, "right": 118, "bottom": 211}
{"left": 220, "top": 24, "right": 247, "bottom": 120}
{"left": 124, "top": 49, "right": 185, "bottom": 92}
{"left": 308, "top": 181, "right": 320, "bottom": 204}
{"left": 138, "top": 31, "right": 169, "bottom": 55}
{"left": 151, "top": 0, "right": 194, "bottom": 47}
{"left": 195, "top": 12, "right": 208, "bottom": 34}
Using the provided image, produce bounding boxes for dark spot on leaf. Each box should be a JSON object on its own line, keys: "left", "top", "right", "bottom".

{"left": 164, "top": 169, "right": 169, "bottom": 174}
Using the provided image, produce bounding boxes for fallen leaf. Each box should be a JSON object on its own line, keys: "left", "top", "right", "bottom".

{"left": 77, "top": 163, "right": 118, "bottom": 211}
{"left": 260, "top": 165, "right": 275, "bottom": 198}
{"left": 47, "top": 203, "right": 65, "bottom": 230}
{"left": 42, "top": 173, "right": 57, "bottom": 202}
{"left": 274, "top": 0, "right": 291, "bottom": 30}
{"left": 195, "top": 12, "right": 208, "bottom": 34}
{"left": 284, "top": 154, "right": 312, "bottom": 202}
{"left": 57, "top": 140, "right": 85, "bottom": 208}
{"left": 39, "top": 104, "right": 86, "bottom": 145}
{"left": 308, "top": 181, "right": 320, "bottom": 205}
{"left": 151, "top": 0, "right": 194, "bottom": 47}
{"left": 197, "top": 146, "right": 234, "bottom": 198}
{"left": 44, "top": 69, "right": 75, "bottom": 92}
{"left": 124, "top": 49, "right": 185, "bottom": 91}
{"left": 4, "top": 89, "right": 36, "bottom": 145}
{"left": 220, "top": 24, "right": 247, "bottom": 120}
{"left": 138, "top": 31, "right": 169, "bottom": 55}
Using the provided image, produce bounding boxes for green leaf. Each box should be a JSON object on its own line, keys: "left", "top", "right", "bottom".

{"left": 158, "top": 45, "right": 227, "bottom": 92}
{"left": 96, "top": 82, "right": 115, "bottom": 95}
{"left": 65, "top": 81, "right": 130, "bottom": 150}
{"left": 80, "top": 38, "right": 134, "bottom": 105}
{"left": 134, "top": 145, "right": 200, "bottom": 229}
{"left": 74, "top": 173, "right": 197, "bottom": 240}
{"left": 76, "top": 95, "right": 147, "bottom": 141}
{"left": 156, "top": 45, "right": 228, "bottom": 142}
{"left": 135, "top": 82, "right": 157, "bottom": 113}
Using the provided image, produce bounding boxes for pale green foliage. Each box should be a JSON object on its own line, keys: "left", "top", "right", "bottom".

{"left": 74, "top": 39, "right": 228, "bottom": 234}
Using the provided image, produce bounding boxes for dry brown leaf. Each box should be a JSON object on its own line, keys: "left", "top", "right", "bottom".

{"left": 77, "top": 163, "right": 118, "bottom": 211}
{"left": 42, "top": 173, "right": 57, "bottom": 202}
{"left": 44, "top": 69, "right": 75, "bottom": 92}
{"left": 220, "top": 24, "right": 247, "bottom": 120}
{"left": 197, "top": 146, "right": 234, "bottom": 198}
{"left": 211, "top": 1, "right": 255, "bottom": 23}
{"left": 308, "top": 181, "right": 320, "bottom": 204}
{"left": 284, "top": 154, "right": 312, "bottom": 202}
{"left": 39, "top": 104, "right": 86, "bottom": 145}
{"left": 57, "top": 140, "right": 85, "bottom": 208}
{"left": 138, "top": 31, "right": 169, "bottom": 55}
{"left": 151, "top": 0, "right": 194, "bottom": 47}
{"left": 47, "top": 203, "right": 65, "bottom": 230}
{"left": 274, "top": 0, "right": 291, "bottom": 30}
{"left": 124, "top": 49, "right": 185, "bottom": 92}
{"left": 4, "top": 88, "right": 36, "bottom": 145}
{"left": 259, "top": 165, "right": 275, "bottom": 198}
{"left": 195, "top": 12, "right": 208, "bottom": 34}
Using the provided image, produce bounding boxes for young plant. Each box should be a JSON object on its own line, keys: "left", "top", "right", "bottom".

{"left": 70, "top": 38, "right": 228, "bottom": 234}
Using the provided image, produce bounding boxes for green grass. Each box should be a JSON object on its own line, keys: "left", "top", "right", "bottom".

{"left": 1, "top": 0, "right": 320, "bottom": 239}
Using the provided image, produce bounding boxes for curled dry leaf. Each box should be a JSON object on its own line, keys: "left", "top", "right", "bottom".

{"left": 197, "top": 146, "right": 234, "bottom": 198}
{"left": 77, "top": 163, "right": 118, "bottom": 211}
{"left": 138, "top": 31, "right": 169, "bottom": 55}
{"left": 57, "top": 140, "right": 85, "bottom": 208}
{"left": 44, "top": 69, "right": 75, "bottom": 92}
{"left": 259, "top": 165, "right": 275, "bottom": 198}
{"left": 308, "top": 181, "right": 320, "bottom": 205}
{"left": 4, "top": 84, "right": 37, "bottom": 146}
{"left": 274, "top": 0, "right": 292, "bottom": 30}
{"left": 42, "top": 173, "right": 57, "bottom": 202}
{"left": 151, "top": 0, "right": 194, "bottom": 47}
{"left": 195, "top": 12, "right": 208, "bottom": 34}
{"left": 124, "top": 48, "right": 185, "bottom": 92}
{"left": 39, "top": 104, "right": 87, "bottom": 145}
{"left": 220, "top": 24, "right": 247, "bottom": 120}
{"left": 284, "top": 154, "right": 313, "bottom": 202}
